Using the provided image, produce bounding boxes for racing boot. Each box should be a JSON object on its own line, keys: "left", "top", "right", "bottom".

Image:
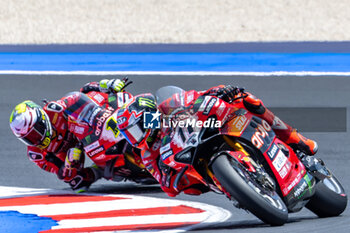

{"left": 284, "top": 129, "right": 318, "bottom": 155}
{"left": 243, "top": 93, "right": 318, "bottom": 155}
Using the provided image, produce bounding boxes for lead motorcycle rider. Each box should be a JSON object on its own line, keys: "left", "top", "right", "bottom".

{"left": 9, "top": 78, "right": 130, "bottom": 192}
{"left": 116, "top": 85, "right": 318, "bottom": 197}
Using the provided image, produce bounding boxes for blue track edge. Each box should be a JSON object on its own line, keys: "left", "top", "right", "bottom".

{"left": 0, "top": 42, "right": 349, "bottom": 72}
{"left": 0, "top": 52, "right": 349, "bottom": 72}
{"left": 0, "top": 211, "right": 57, "bottom": 233}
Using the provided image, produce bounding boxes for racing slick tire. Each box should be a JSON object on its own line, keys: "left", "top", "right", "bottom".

{"left": 211, "top": 153, "right": 288, "bottom": 226}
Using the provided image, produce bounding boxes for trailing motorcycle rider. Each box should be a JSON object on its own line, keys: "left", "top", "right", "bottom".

{"left": 9, "top": 78, "right": 130, "bottom": 192}
{"left": 116, "top": 85, "right": 318, "bottom": 197}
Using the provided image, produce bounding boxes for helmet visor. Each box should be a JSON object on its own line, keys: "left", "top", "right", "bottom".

{"left": 19, "top": 109, "right": 51, "bottom": 147}
{"left": 19, "top": 122, "right": 46, "bottom": 146}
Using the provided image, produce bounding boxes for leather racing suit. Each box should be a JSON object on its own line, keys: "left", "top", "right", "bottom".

{"left": 26, "top": 80, "right": 131, "bottom": 192}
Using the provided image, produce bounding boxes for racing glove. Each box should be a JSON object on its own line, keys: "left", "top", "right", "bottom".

{"left": 99, "top": 78, "right": 128, "bottom": 93}
{"left": 62, "top": 148, "right": 84, "bottom": 178}
{"left": 217, "top": 85, "right": 244, "bottom": 103}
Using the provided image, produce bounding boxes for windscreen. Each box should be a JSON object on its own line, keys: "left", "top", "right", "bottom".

{"left": 64, "top": 92, "right": 101, "bottom": 126}
{"left": 155, "top": 86, "right": 185, "bottom": 104}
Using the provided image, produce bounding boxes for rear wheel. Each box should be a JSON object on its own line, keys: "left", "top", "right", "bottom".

{"left": 211, "top": 153, "right": 288, "bottom": 226}
{"left": 306, "top": 175, "right": 347, "bottom": 217}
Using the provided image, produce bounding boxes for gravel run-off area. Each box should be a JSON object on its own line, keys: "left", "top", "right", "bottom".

{"left": 1, "top": 0, "right": 349, "bottom": 44}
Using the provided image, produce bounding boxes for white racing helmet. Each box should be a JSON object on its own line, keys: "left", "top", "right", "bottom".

{"left": 9, "top": 101, "right": 52, "bottom": 148}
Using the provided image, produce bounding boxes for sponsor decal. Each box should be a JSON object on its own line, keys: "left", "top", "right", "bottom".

{"left": 117, "top": 93, "right": 124, "bottom": 106}
{"left": 279, "top": 165, "right": 289, "bottom": 179}
{"left": 138, "top": 97, "right": 156, "bottom": 108}
{"left": 293, "top": 181, "right": 308, "bottom": 198}
{"left": 251, "top": 120, "right": 271, "bottom": 149}
{"left": 161, "top": 149, "right": 173, "bottom": 160}
{"left": 159, "top": 143, "right": 171, "bottom": 154}
{"left": 272, "top": 116, "right": 288, "bottom": 130}
{"left": 117, "top": 116, "right": 127, "bottom": 125}
{"left": 168, "top": 161, "right": 177, "bottom": 167}
{"left": 52, "top": 113, "right": 58, "bottom": 124}
{"left": 287, "top": 172, "right": 302, "bottom": 192}
{"left": 194, "top": 97, "right": 204, "bottom": 105}
{"left": 93, "top": 154, "right": 107, "bottom": 161}
{"left": 93, "top": 93, "right": 105, "bottom": 104}
{"left": 198, "top": 96, "right": 211, "bottom": 112}
{"left": 84, "top": 141, "right": 100, "bottom": 152}
{"left": 106, "top": 116, "right": 120, "bottom": 137}
{"left": 47, "top": 102, "right": 63, "bottom": 112}
{"left": 89, "top": 106, "right": 102, "bottom": 126}
{"left": 186, "top": 92, "right": 195, "bottom": 105}
{"left": 115, "top": 92, "right": 131, "bottom": 106}
{"left": 95, "top": 107, "right": 114, "bottom": 136}
{"left": 267, "top": 144, "right": 278, "bottom": 160}
{"left": 74, "top": 126, "right": 85, "bottom": 135}
{"left": 272, "top": 150, "right": 288, "bottom": 172}
{"left": 216, "top": 102, "right": 227, "bottom": 117}
{"left": 231, "top": 115, "right": 248, "bottom": 132}
{"left": 203, "top": 98, "right": 217, "bottom": 115}
{"left": 87, "top": 146, "right": 104, "bottom": 157}
{"left": 28, "top": 151, "right": 44, "bottom": 161}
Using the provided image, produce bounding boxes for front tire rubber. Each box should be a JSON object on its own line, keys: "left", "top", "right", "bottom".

{"left": 211, "top": 154, "right": 288, "bottom": 226}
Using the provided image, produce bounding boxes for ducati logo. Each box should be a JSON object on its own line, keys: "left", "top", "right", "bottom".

{"left": 47, "top": 102, "right": 63, "bottom": 112}
{"left": 272, "top": 116, "right": 288, "bottom": 130}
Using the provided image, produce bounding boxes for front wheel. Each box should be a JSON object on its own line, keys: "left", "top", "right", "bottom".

{"left": 306, "top": 175, "right": 347, "bottom": 217}
{"left": 211, "top": 154, "right": 288, "bottom": 226}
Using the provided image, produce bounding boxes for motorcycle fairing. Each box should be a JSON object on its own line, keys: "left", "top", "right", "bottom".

{"left": 222, "top": 113, "right": 315, "bottom": 208}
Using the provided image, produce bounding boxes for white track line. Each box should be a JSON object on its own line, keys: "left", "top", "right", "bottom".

{"left": 52, "top": 213, "right": 211, "bottom": 230}
{"left": 0, "top": 70, "right": 349, "bottom": 76}
{"left": 0, "top": 185, "right": 51, "bottom": 197}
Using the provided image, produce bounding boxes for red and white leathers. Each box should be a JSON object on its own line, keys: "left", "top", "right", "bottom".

{"left": 134, "top": 86, "right": 318, "bottom": 197}
{"left": 26, "top": 91, "right": 108, "bottom": 190}
{"left": 27, "top": 83, "right": 133, "bottom": 191}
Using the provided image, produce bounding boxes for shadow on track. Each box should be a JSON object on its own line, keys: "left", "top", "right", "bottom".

{"left": 188, "top": 215, "right": 320, "bottom": 232}
{"left": 83, "top": 183, "right": 164, "bottom": 195}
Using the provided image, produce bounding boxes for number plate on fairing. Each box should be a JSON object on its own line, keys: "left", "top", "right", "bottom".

{"left": 272, "top": 150, "right": 288, "bottom": 172}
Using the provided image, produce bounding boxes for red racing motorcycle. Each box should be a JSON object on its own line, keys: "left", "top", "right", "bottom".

{"left": 155, "top": 86, "right": 347, "bottom": 226}
{"left": 68, "top": 91, "right": 156, "bottom": 185}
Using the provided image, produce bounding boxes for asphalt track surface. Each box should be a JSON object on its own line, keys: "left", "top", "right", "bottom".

{"left": 0, "top": 74, "right": 349, "bottom": 233}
